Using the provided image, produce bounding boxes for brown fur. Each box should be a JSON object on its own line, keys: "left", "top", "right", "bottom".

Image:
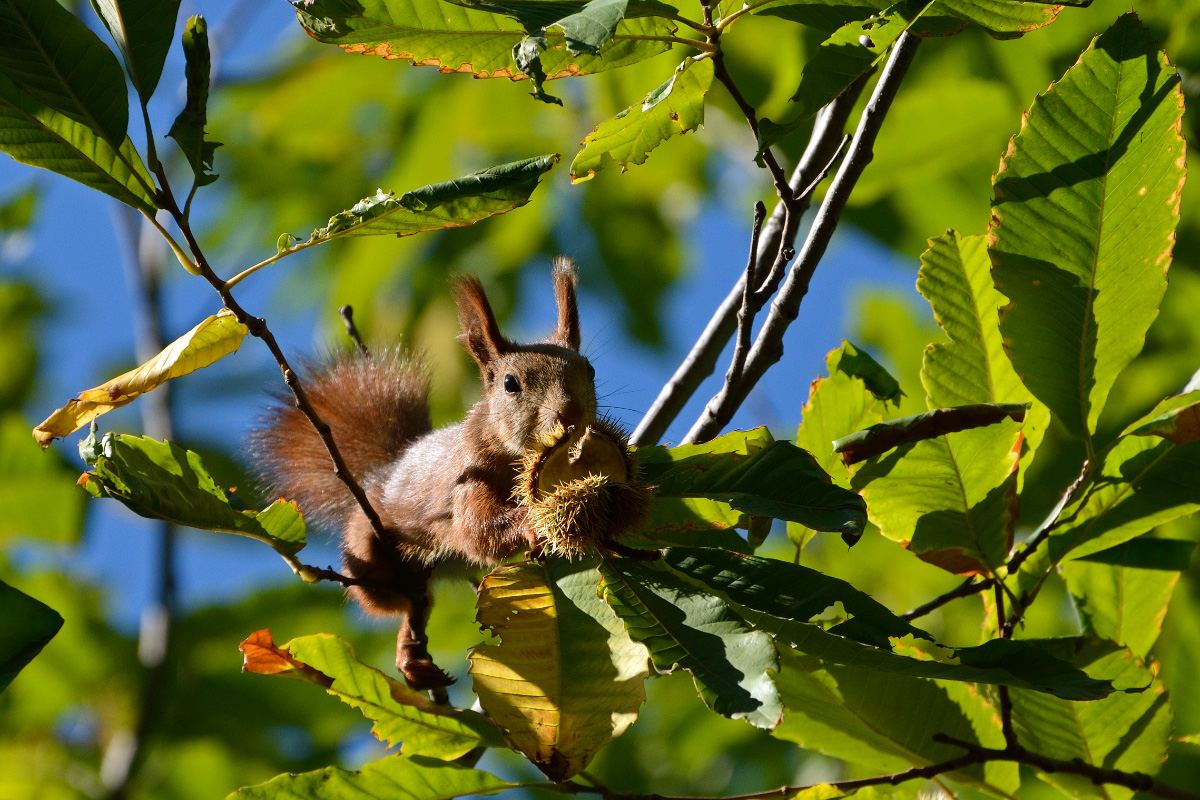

{"left": 251, "top": 263, "right": 596, "bottom": 689}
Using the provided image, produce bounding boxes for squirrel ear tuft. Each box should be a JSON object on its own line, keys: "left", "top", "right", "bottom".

{"left": 551, "top": 257, "right": 581, "bottom": 351}
{"left": 452, "top": 274, "right": 512, "bottom": 367}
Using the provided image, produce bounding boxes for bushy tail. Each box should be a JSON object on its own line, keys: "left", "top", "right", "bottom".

{"left": 250, "top": 347, "right": 431, "bottom": 530}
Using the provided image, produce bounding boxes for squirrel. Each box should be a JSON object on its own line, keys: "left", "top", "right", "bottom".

{"left": 251, "top": 259, "right": 597, "bottom": 690}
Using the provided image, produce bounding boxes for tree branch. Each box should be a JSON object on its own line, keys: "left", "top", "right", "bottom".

{"left": 149, "top": 170, "right": 392, "bottom": 546}
{"left": 901, "top": 576, "right": 991, "bottom": 621}
{"left": 630, "top": 73, "right": 870, "bottom": 446}
{"left": 684, "top": 33, "right": 921, "bottom": 443}
{"left": 340, "top": 305, "right": 372, "bottom": 358}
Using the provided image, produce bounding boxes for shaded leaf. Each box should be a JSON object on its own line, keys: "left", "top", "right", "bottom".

{"left": 90, "top": 0, "right": 181, "bottom": 101}
{"left": 78, "top": 432, "right": 307, "bottom": 558}
{"left": 293, "top": 0, "right": 672, "bottom": 80}
{"left": 917, "top": 231, "right": 1048, "bottom": 483}
{"left": 0, "top": 0, "right": 129, "bottom": 145}
{"left": 773, "top": 648, "right": 1017, "bottom": 792}
{"left": 1062, "top": 559, "right": 1178, "bottom": 658}
{"left": 240, "top": 629, "right": 502, "bottom": 758}
{"left": 468, "top": 559, "right": 648, "bottom": 781}
{"left": 226, "top": 754, "right": 514, "bottom": 800}
{"left": 834, "top": 402, "right": 1027, "bottom": 465}
{"left": 1010, "top": 638, "right": 1172, "bottom": 800}
{"left": 1076, "top": 536, "right": 1195, "bottom": 570}
{"left": 168, "top": 16, "right": 221, "bottom": 187}
{"left": 598, "top": 557, "right": 781, "bottom": 728}
{"left": 752, "top": 0, "right": 886, "bottom": 31}
{"left": 301, "top": 155, "right": 557, "bottom": 248}
{"left": 640, "top": 429, "right": 867, "bottom": 545}
{"left": 1120, "top": 387, "right": 1200, "bottom": 446}
{"left": 33, "top": 310, "right": 247, "bottom": 447}
{"left": 630, "top": 496, "right": 752, "bottom": 553}
{"left": 0, "top": 578, "right": 63, "bottom": 693}
{"left": 571, "top": 56, "right": 713, "bottom": 182}
{"left": 0, "top": 70, "right": 156, "bottom": 210}
{"left": 851, "top": 420, "right": 1023, "bottom": 575}
{"left": 990, "top": 13, "right": 1185, "bottom": 443}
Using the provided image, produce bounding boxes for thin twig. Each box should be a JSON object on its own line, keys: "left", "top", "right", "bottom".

{"left": 993, "top": 582, "right": 1018, "bottom": 751}
{"left": 1006, "top": 458, "right": 1092, "bottom": 575}
{"left": 340, "top": 305, "right": 372, "bottom": 358}
{"left": 711, "top": 50, "right": 792, "bottom": 199}
{"left": 684, "top": 33, "right": 921, "bottom": 443}
{"left": 725, "top": 202, "right": 767, "bottom": 388}
{"left": 901, "top": 577, "right": 990, "bottom": 622}
{"left": 630, "top": 73, "right": 870, "bottom": 446}
{"left": 149, "top": 168, "right": 392, "bottom": 545}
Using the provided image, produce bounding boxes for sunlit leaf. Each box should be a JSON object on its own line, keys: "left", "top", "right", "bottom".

{"left": 90, "top": 0, "right": 181, "bottom": 101}
{"left": 1062, "top": 559, "right": 1179, "bottom": 658}
{"left": 917, "top": 231, "right": 1048, "bottom": 484}
{"left": 293, "top": 0, "right": 673, "bottom": 80}
{"left": 1010, "top": 638, "right": 1172, "bottom": 800}
{"left": 33, "top": 310, "right": 247, "bottom": 447}
{"left": 1076, "top": 536, "right": 1195, "bottom": 570}
{"left": 639, "top": 429, "right": 867, "bottom": 545}
{"left": 300, "top": 155, "right": 557, "bottom": 248}
{"left": 168, "top": 16, "right": 221, "bottom": 187}
{"left": 0, "top": 71, "right": 156, "bottom": 211}
{"left": 468, "top": 558, "right": 648, "bottom": 781}
{"left": 851, "top": 419, "right": 1023, "bottom": 575}
{"left": 571, "top": 56, "right": 713, "bottom": 182}
{"left": 78, "top": 432, "right": 307, "bottom": 558}
{"left": 598, "top": 556, "right": 781, "bottom": 728}
{"left": 239, "top": 629, "right": 502, "bottom": 758}
{"left": 834, "top": 402, "right": 1027, "bottom": 465}
{"left": 1120, "top": 387, "right": 1200, "bottom": 446}
{"left": 990, "top": 13, "right": 1185, "bottom": 444}
{"left": 0, "top": 578, "right": 63, "bottom": 693}
{"left": 226, "top": 753, "right": 515, "bottom": 800}
{"left": 927, "top": 0, "right": 1067, "bottom": 38}
{"left": 0, "top": 0, "right": 129, "bottom": 145}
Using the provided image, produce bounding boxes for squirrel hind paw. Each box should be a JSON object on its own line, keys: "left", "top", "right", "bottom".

{"left": 399, "top": 656, "right": 457, "bottom": 690}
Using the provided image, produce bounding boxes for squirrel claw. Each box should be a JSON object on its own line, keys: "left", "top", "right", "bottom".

{"left": 401, "top": 657, "right": 456, "bottom": 691}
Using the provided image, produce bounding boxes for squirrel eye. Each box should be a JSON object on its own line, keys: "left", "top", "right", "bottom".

{"left": 503, "top": 374, "right": 521, "bottom": 394}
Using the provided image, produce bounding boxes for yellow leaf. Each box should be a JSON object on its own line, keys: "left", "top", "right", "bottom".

{"left": 33, "top": 310, "right": 248, "bottom": 448}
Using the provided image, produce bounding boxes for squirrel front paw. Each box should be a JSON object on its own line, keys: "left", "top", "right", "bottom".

{"left": 399, "top": 654, "right": 456, "bottom": 690}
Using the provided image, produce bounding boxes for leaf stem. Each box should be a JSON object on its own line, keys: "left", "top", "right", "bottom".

{"left": 222, "top": 240, "right": 319, "bottom": 290}
{"left": 901, "top": 576, "right": 990, "bottom": 621}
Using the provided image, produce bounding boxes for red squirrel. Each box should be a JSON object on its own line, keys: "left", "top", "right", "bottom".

{"left": 252, "top": 260, "right": 597, "bottom": 689}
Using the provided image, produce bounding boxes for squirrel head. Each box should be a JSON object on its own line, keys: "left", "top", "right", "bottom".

{"left": 453, "top": 258, "right": 597, "bottom": 459}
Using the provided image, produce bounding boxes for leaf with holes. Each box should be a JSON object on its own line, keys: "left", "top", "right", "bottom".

{"left": 990, "top": 13, "right": 1185, "bottom": 445}
{"left": 571, "top": 56, "right": 713, "bottom": 182}
{"left": 468, "top": 559, "right": 648, "bottom": 781}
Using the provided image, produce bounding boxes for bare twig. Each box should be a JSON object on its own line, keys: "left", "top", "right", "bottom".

{"left": 711, "top": 51, "right": 792, "bottom": 199}
{"left": 339, "top": 305, "right": 372, "bottom": 358}
{"left": 993, "top": 582, "right": 1018, "bottom": 751}
{"left": 146, "top": 172, "right": 391, "bottom": 545}
{"left": 684, "top": 33, "right": 921, "bottom": 443}
{"left": 901, "top": 576, "right": 991, "bottom": 621}
{"left": 631, "top": 73, "right": 870, "bottom": 446}
{"left": 725, "top": 202, "right": 767, "bottom": 389}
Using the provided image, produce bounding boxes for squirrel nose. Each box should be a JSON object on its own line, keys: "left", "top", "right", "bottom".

{"left": 558, "top": 399, "right": 588, "bottom": 431}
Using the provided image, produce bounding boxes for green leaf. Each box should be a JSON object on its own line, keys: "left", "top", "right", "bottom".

{"left": 927, "top": 0, "right": 1068, "bottom": 38}
{"left": 571, "top": 56, "right": 713, "bottom": 182}
{"left": 851, "top": 419, "right": 1023, "bottom": 575}
{"left": 468, "top": 559, "right": 648, "bottom": 781}
{"left": 0, "top": 414, "right": 84, "bottom": 543}
{"left": 293, "top": 0, "right": 673, "bottom": 80}
{"left": 773, "top": 648, "right": 1018, "bottom": 793}
{"left": 453, "top": 0, "right": 632, "bottom": 54}
{"left": 90, "top": 0, "right": 181, "bottom": 101}
{"left": 239, "top": 630, "right": 502, "bottom": 758}
{"left": 990, "top": 13, "right": 1185, "bottom": 443}
{"left": 0, "top": 0, "right": 129, "bottom": 146}
{"left": 1061, "top": 559, "right": 1179, "bottom": 657}
{"left": 661, "top": 547, "right": 931, "bottom": 647}
{"left": 834, "top": 403, "right": 1028, "bottom": 465}
{"left": 0, "top": 578, "right": 63, "bottom": 693}
{"left": 791, "top": 342, "right": 895, "bottom": 551}
{"left": 1010, "top": 638, "right": 1172, "bottom": 800}
{"left": 631, "top": 496, "right": 752, "bottom": 552}
{"left": 226, "top": 754, "right": 515, "bottom": 800}
{"left": 1045, "top": 436, "right": 1200, "bottom": 564}
{"left": 917, "top": 231, "right": 1049, "bottom": 484}
{"left": 598, "top": 557, "right": 781, "bottom": 728}
{"left": 1120, "top": 387, "right": 1200, "bottom": 445}
{"left": 168, "top": 16, "right": 221, "bottom": 187}
{"left": 639, "top": 429, "right": 868, "bottom": 545}
{"left": 0, "top": 70, "right": 156, "bottom": 211}
{"left": 302, "top": 155, "right": 557, "bottom": 247}
{"left": 752, "top": 0, "right": 886, "bottom": 31}
{"left": 1076, "top": 536, "right": 1196, "bottom": 570}
{"left": 79, "top": 432, "right": 307, "bottom": 559}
